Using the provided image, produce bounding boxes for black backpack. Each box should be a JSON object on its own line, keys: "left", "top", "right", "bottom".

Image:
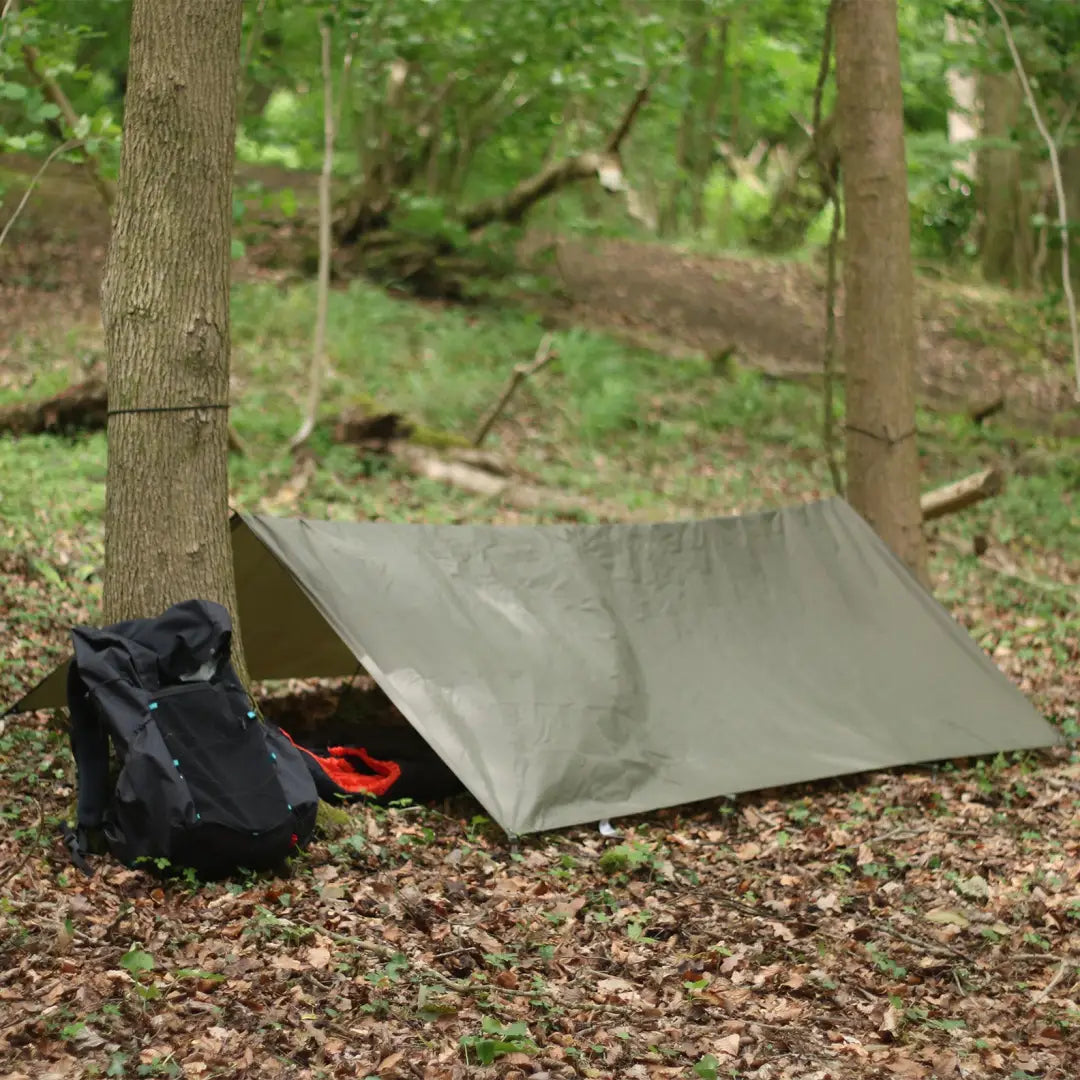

{"left": 63, "top": 599, "right": 319, "bottom": 879}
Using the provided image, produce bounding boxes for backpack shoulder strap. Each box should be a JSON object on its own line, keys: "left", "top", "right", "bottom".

{"left": 64, "top": 659, "right": 111, "bottom": 875}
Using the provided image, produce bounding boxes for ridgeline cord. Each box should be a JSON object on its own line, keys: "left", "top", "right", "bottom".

{"left": 107, "top": 403, "right": 230, "bottom": 417}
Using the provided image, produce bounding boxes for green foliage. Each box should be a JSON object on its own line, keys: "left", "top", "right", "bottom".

{"left": 460, "top": 1016, "right": 537, "bottom": 1066}
{"left": 694, "top": 1054, "right": 720, "bottom": 1080}
{"left": 0, "top": 1, "right": 123, "bottom": 166}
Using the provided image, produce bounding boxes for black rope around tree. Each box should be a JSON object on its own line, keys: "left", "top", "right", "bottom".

{"left": 106, "top": 403, "right": 230, "bottom": 417}
{"left": 844, "top": 423, "right": 916, "bottom": 447}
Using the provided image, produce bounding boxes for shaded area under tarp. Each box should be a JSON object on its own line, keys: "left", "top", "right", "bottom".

{"left": 8, "top": 499, "right": 1060, "bottom": 835}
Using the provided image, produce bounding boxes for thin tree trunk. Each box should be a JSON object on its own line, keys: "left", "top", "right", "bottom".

{"left": 720, "top": 14, "right": 741, "bottom": 244}
{"left": 690, "top": 17, "right": 728, "bottom": 232}
{"left": 100, "top": 0, "right": 247, "bottom": 671}
{"left": 944, "top": 14, "right": 977, "bottom": 179}
{"left": 834, "top": 0, "right": 927, "bottom": 585}
{"left": 289, "top": 22, "right": 335, "bottom": 452}
{"left": 663, "top": 10, "right": 707, "bottom": 236}
{"left": 978, "top": 72, "right": 1036, "bottom": 289}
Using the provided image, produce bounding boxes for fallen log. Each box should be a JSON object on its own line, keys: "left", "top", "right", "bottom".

{"left": 389, "top": 443, "right": 601, "bottom": 518}
{"left": 0, "top": 375, "right": 108, "bottom": 436}
{"left": 0, "top": 376, "right": 246, "bottom": 453}
{"left": 920, "top": 468, "right": 1003, "bottom": 522}
{"left": 401, "top": 449, "right": 1005, "bottom": 527}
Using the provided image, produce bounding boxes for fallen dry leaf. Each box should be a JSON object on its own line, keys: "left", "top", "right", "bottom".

{"left": 305, "top": 945, "right": 331, "bottom": 969}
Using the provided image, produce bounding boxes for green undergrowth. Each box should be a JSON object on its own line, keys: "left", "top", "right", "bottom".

{"left": 1, "top": 274, "right": 1077, "bottom": 722}
{"left": 225, "top": 278, "right": 832, "bottom": 510}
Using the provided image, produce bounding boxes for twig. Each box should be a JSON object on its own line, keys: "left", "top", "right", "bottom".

{"left": 1032, "top": 959, "right": 1072, "bottom": 1003}
{"left": 227, "top": 423, "right": 247, "bottom": 456}
{"left": 0, "top": 139, "right": 79, "bottom": 251}
{"left": 981, "top": 550, "right": 1079, "bottom": 598}
{"left": 472, "top": 334, "right": 556, "bottom": 446}
{"left": 604, "top": 81, "right": 652, "bottom": 155}
{"left": 0, "top": 0, "right": 18, "bottom": 56}
{"left": 289, "top": 22, "right": 336, "bottom": 452}
{"left": 811, "top": 0, "right": 844, "bottom": 495}
{"left": 20, "top": 40, "right": 113, "bottom": 211}
{"left": 875, "top": 921, "right": 972, "bottom": 962}
{"left": 987, "top": 0, "right": 1079, "bottom": 399}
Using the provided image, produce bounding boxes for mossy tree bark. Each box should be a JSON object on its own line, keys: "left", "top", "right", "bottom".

{"left": 100, "top": 0, "right": 248, "bottom": 673}
{"left": 833, "top": 0, "right": 928, "bottom": 586}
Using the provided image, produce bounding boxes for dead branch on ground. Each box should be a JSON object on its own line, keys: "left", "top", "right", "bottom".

{"left": 987, "top": 0, "right": 1079, "bottom": 399}
{"left": 920, "top": 468, "right": 1003, "bottom": 522}
{"left": 260, "top": 455, "right": 317, "bottom": 514}
{"left": 472, "top": 334, "right": 556, "bottom": 447}
{"left": 935, "top": 531, "right": 1077, "bottom": 598}
{"left": 389, "top": 443, "right": 599, "bottom": 518}
{"left": 289, "top": 22, "right": 337, "bottom": 452}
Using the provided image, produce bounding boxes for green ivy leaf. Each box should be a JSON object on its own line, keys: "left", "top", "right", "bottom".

{"left": 694, "top": 1054, "right": 720, "bottom": 1080}
{"left": 120, "top": 947, "right": 155, "bottom": 976}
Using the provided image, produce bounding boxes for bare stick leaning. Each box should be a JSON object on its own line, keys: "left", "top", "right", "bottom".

{"left": 472, "top": 333, "right": 557, "bottom": 447}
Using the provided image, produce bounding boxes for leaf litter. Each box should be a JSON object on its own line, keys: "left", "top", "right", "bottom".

{"left": 1, "top": 469, "right": 1078, "bottom": 1080}
{"left": 0, "top": 488, "right": 1079, "bottom": 1080}
{"left": 1, "top": 678, "right": 1078, "bottom": 1078}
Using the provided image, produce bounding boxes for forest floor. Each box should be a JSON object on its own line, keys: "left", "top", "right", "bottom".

{"left": 0, "top": 158, "right": 1078, "bottom": 1080}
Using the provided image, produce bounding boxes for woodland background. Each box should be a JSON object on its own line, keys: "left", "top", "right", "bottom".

{"left": 0, "top": 1, "right": 1078, "bottom": 1078}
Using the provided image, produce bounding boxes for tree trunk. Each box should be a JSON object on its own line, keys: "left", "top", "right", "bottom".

{"left": 944, "top": 14, "right": 977, "bottom": 178}
{"left": 834, "top": 0, "right": 927, "bottom": 585}
{"left": 1054, "top": 143, "right": 1080, "bottom": 289}
{"left": 977, "top": 72, "right": 1036, "bottom": 288}
{"left": 690, "top": 17, "right": 729, "bottom": 233}
{"left": 100, "top": 0, "right": 247, "bottom": 669}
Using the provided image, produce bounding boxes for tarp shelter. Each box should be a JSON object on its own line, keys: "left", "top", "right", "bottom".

{"left": 9, "top": 499, "right": 1060, "bottom": 835}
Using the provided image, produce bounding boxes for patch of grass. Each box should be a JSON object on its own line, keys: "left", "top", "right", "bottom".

{"left": 1, "top": 271, "right": 1076, "bottom": 732}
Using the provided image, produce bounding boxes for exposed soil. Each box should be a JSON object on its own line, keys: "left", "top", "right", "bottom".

{"left": 529, "top": 235, "right": 1080, "bottom": 433}
{"left": 3, "top": 154, "right": 1078, "bottom": 434}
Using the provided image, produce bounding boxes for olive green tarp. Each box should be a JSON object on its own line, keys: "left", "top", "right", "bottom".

{"left": 9, "top": 499, "right": 1060, "bottom": 835}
